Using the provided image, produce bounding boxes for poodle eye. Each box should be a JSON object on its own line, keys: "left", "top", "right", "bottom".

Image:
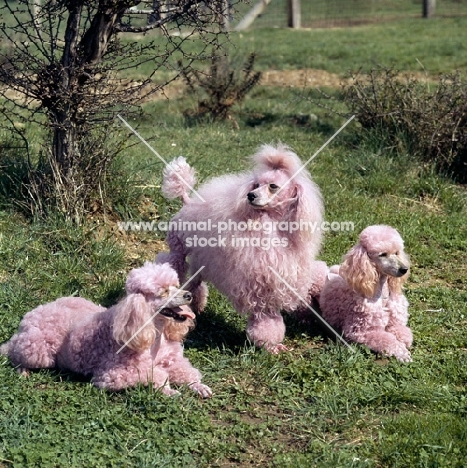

{"left": 379, "top": 253, "right": 388, "bottom": 258}
{"left": 269, "top": 184, "right": 279, "bottom": 192}
{"left": 160, "top": 289, "right": 169, "bottom": 298}
{"left": 252, "top": 183, "right": 259, "bottom": 189}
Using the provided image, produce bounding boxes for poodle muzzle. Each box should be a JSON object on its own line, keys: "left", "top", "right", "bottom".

{"left": 160, "top": 306, "right": 195, "bottom": 322}
{"left": 160, "top": 287, "right": 194, "bottom": 322}
{"left": 375, "top": 255, "right": 410, "bottom": 278}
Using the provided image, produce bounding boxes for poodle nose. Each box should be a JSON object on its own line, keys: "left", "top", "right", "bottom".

{"left": 247, "top": 192, "right": 257, "bottom": 202}
{"left": 183, "top": 291, "right": 192, "bottom": 302}
{"left": 398, "top": 267, "right": 408, "bottom": 275}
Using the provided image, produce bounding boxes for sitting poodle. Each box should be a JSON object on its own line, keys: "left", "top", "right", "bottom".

{"left": 319, "top": 225, "right": 413, "bottom": 362}
{"left": 161, "top": 143, "right": 325, "bottom": 353}
{"left": 0, "top": 262, "right": 212, "bottom": 397}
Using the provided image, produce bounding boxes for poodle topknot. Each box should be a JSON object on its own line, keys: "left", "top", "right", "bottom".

{"left": 161, "top": 143, "right": 326, "bottom": 353}
{"left": 319, "top": 225, "right": 413, "bottom": 362}
{"left": 0, "top": 262, "right": 212, "bottom": 397}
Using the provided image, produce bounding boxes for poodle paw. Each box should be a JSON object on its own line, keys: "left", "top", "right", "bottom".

{"left": 17, "top": 367, "right": 30, "bottom": 377}
{"left": 395, "top": 351, "right": 412, "bottom": 363}
{"left": 160, "top": 386, "right": 181, "bottom": 397}
{"left": 189, "top": 382, "right": 212, "bottom": 398}
{"left": 264, "top": 343, "right": 289, "bottom": 354}
{"left": 389, "top": 344, "right": 412, "bottom": 363}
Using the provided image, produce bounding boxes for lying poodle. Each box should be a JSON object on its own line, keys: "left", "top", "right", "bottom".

{"left": 0, "top": 262, "right": 212, "bottom": 397}
{"left": 161, "top": 143, "right": 325, "bottom": 353}
{"left": 319, "top": 225, "right": 413, "bottom": 362}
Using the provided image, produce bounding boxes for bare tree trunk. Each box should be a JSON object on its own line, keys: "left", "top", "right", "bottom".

{"left": 80, "top": 5, "right": 129, "bottom": 66}
{"left": 33, "top": 0, "right": 41, "bottom": 17}
{"left": 51, "top": 2, "right": 83, "bottom": 178}
{"left": 217, "top": 0, "right": 230, "bottom": 30}
{"left": 50, "top": 1, "right": 131, "bottom": 180}
{"left": 32, "top": 0, "right": 42, "bottom": 32}
{"left": 149, "top": 0, "right": 164, "bottom": 24}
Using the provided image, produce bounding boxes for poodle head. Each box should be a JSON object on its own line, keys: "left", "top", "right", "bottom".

{"left": 113, "top": 262, "right": 195, "bottom": 351}
{"left": 125, "top": 261, "right": 192, "bottom": 309}
{"left": 340, "top": 225, "right": 410, "bottom": 298}
{"left": 243, "top": 144, "right": 323, "bottom": 239}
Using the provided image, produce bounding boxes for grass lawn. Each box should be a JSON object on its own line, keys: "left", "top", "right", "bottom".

{"left": 1, "top": 16, "right": 467, "bottom": 467}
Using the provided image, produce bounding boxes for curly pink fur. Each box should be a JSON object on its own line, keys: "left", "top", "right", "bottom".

{"left": 0, "top": 262, "right": 212, "bottom": 397}
{"left": 161, "top": 143, "right": 324, "bottom": 352}
{"left": 320, "top": 225, "right": 413, "bottom": 362}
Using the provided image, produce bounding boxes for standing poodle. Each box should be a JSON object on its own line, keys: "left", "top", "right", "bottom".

{"left": 319, "top": 225, "right": 413, "bottom": 362}
{"left": 161, "top": 143, "right": 325, "bottom": 353}
{"left": 0, "top": 262, "right": 212, "bottom": 397}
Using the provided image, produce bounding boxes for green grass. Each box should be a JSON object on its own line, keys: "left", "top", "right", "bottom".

{"left": 122, "top": 16, "right": 467, "bottom": 78}
{"left": 231, "top": 16, "right": 467, "bottom": 74}
{"left": 1, "top": 17, "right": 467, "bottom": 468}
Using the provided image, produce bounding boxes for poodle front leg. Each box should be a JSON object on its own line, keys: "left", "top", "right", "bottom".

{"left": 92, "top": 365, "right": 176, "bottom": 395}
{"left": 188, "top": 382, "right": 213, "bottom": 398}
{"left": 162, "top": 231, "right": 189, "bottom": 283}
{"left": 386, "top": 323, "right": 413, "bottom": 349}
{"left": 386, "top": 299, "right": 412, "bottom": 348}
{"left": 350, "top": 329, "right": 412, "bottom": 363}
{"left": 166, "top": 356, "right": 212, "bottom": 398}
{"left": 246, "top": 312, "right": 288, "bottom": 354}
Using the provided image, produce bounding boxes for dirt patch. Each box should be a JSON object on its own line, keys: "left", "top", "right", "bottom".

{"left": 261, "top": 68, "right": 349, "bottom": 88}
{"left": 146, "top": 68, "right": 348, "bottom": 101}
{"left": 114, "top": 230, "right": 167, "bottom": 264}
{"left": 2, "top": 68, "right": 435, "bottom": 105}
{"left": 145, "top": 68, "right": 436, "bottom": 102}
{"left": 260, "top": 68, "right": 435, "bottom": 89}
{"left": 90, "top": 197, "right": 168, "bottom": 264}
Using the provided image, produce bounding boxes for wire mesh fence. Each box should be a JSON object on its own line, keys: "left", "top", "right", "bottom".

{"left": 233, "top": 0, "right": 467, "bottom": 29}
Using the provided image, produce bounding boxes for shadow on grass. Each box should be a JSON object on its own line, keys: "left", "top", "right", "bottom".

{"left": 286, "top": 298, "right": 335, "bottom": 341}
{"left": 187, "top": 298, "right": 331, "bottom": 353}
{"left": 187, "top": 306, "right": 248, "bottom": 353}
{"left": 97, "top": 283, "right": 125, "bottom": 309}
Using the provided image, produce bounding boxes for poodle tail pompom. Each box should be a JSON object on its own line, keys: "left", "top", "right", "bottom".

{"left": 162, "top": 156, "right": 196, "bottom": 204}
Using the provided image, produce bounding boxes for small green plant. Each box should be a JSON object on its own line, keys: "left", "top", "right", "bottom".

{"left": 180, "top": 51, "right": 262, "bottom": 124}
{"left": 344, "top": 67, "right": 467, "bottom": 181}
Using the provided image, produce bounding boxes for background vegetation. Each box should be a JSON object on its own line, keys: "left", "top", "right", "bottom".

{"left": 1, "top": 14, "right": 467, "bottom": 467}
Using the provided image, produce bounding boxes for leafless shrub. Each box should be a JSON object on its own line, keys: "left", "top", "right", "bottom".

{"left": 344, "top": 67, "right": 467, "bottom": 181}
{"left": 180, "top": 51, "right": 262, "bottom": 125}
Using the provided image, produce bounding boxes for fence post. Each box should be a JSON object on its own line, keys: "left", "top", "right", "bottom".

{"left": 423, "top": 0, "right": 435, "bottom": 18}
{"left": 288, "top": 0, "right": 301, "bottom": 28}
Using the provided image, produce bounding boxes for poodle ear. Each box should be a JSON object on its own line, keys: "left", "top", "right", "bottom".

{"left": 340, "top": 244, "right": 379, "bottom": 298}
{"left": 289, "top": 178, "right": 323, "bottom": 245}
{"left": 112, "top": 294, "right": 156, "bottom": 352}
